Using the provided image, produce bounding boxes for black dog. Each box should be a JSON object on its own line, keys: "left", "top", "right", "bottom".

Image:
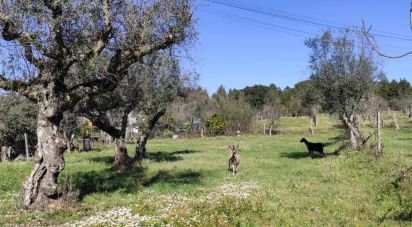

{"left": 300, "top": 138, "right": 326, "bottom": 158}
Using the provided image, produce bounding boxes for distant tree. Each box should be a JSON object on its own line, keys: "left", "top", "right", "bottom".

{"left": 211, "top": 86, "right": 253, "bottom": 135}
{"left": 242, "top": 85, "right": 270, "bottom": 110}
{"left": 167, "top": 87, "right": 210, "bottom": 137}
{"left": 296, "top": 80, "right": 323, "bottom": 126}
{"left": 280, "top": 86, "right": 302, "bottom": 117}
{"left": 261, "top": 103, "right": 281, "bottom": 136}
{"left": 0, "top": 93, "right": 37, "bottom": 158}
{"left": 306, "top": 30, "right": 378, "bottom": 149}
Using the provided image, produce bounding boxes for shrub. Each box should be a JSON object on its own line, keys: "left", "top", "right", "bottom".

{"left": 206, "top": 114, "right": 225, "bottom": 136}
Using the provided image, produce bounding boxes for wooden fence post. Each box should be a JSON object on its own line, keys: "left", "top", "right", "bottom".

{"left": 24, "top": 133, "right": 29, "bottom": 160}
{"left": 376, "top": 111, "right": 382, "bottom": 157}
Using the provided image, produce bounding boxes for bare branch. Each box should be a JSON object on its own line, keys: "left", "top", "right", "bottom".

{"left": 121, "top": 34, "right": 183, "bottom": 71}
{"left": 362, "top": 20, "right": 412, "bottom": 59}
{"left": 43, "top": 0, "right": 66, "bottom": 56}
{"left": 0, "top": 73, "right": 33, "bottom": 98}
{"left": 69, "top": 0, "right": 113, "bottom": 65}
{"left": 81, "top": 110, "right": 123, "bottom": 139}
{"left": 0, "top": 12, "right": 54, "bottom": 65}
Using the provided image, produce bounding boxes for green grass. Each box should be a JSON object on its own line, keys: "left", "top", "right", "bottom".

{"left": 0, "top": 113, "right": 411, "bottom": 226}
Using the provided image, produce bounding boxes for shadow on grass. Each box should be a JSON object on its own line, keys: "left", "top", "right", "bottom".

{"left": 280, "top": 151, "right": 310, "bottom": 159}
{"left": 143, "top": 169, "right": 201, "bottom": 186}
{"left": 86, "top": 150, "right": 200, "bottom": 164}
{"left": 88, "top": 156, "right": 115, "bottom": 164}
{"left": 281, "top": 151, "right": 328, "bottom": 159}
{"left": 70, "top": 165, "right": 147, "bottom": 199}
{"left": 147, "top": 150, "right": 200, "bottom": 162}
{"left": 69, "top": 157, "right": 202, "bottom": 199}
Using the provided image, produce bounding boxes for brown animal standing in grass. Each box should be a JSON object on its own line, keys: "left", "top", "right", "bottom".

{"left": 228, "top": 145, "right": 240, "bottom": 174}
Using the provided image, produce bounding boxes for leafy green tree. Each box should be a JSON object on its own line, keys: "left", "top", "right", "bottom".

{"left": 0, "top": 93, "right": 37, "bottom": 158}
{"left": 306, "top": 30, "right": 378, "bottom": 149}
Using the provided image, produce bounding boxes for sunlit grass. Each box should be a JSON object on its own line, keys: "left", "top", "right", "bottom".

{"left": 0, "top": 113, "right": 411, "bottom": 225}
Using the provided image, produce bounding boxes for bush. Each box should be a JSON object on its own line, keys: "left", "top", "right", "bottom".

{"left": 206, "top": 114, "right": 226, "bottom": 136}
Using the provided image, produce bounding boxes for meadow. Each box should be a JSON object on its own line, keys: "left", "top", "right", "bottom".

{"left": 0, "top": 114, "right": 411, "bottom": 226}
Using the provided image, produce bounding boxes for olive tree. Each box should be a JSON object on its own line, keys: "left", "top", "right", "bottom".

{"left": 305, "top": 30, "right": 378, "bottom": 149}
{"left": 133, "top": 54, "right": 184, "bottom": 160}
{"left": 0, "top": 0, "right": 193, "bottom": 208}
{"left": 77, "top": 52, "right": 184, "bottom": 168}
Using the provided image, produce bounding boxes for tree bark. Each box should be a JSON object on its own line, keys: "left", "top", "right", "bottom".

{"left": 23, "top": 112, "right": 66, "bottom": 209}
{"left": 135, "top": 135, "right": 148, "bottom": 160}
{"left": 63, "top": 132, "right": 71, "bottom": 153}
{"left": 343, "top": 115, "right": 368, "bottom": 150}
{"left": 111, "top": 138, "right": 134, "bottom": 172}
{"left": 135, "top": 109, "right": 166, "bottom": 160}
{"left": 1, "top": 146, "right": 11, "bottom": 161}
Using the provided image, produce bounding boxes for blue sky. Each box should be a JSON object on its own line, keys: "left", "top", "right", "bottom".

{"left": 192, "top": 0, "right": 412, "bottom": 94}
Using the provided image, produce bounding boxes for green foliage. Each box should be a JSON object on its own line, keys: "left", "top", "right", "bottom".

{"left": 376, "top": 77, "right": 412, "bottom": 110}
{"left": 59, "top": 111, "right": 80, "bottom": 137}
{"left": 78, "top": 122, "right": 93, "bottom": 137}
{"left": 212, "top": 85, "right": 254, "bottom": 135}
{"left": 0, "top": 94, "right": 37, "bottom": 156}
{"left": 305, "top": 30, "right": 377, "bottom": 119}
{"left": 229, "top": 84, "right": 282, "bottom": 111}
{"left": 205, "top": 114, "right": 225, "bottom": 136}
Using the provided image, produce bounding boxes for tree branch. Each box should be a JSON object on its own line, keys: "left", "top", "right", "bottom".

{"left": 0, "top": 74, "right": 36, "bottom": 101}
{"left": 82, "top": 110, "right": 123, "bottom": 139}
{"left": 68, "top": 0, "right": 113, "bottom": 65}
{"left": 121, "top": 34, "right": 181, "bottom": 71}
{"left": 0, "top": 12, "right": 59, "bottom": 67}
{"left": 43, "top": 0, "right": 66, "bottom": 58}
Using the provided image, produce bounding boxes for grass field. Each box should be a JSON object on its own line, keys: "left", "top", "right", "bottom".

{"left": 0, "top": 114, "right": 411, "bottom": 226}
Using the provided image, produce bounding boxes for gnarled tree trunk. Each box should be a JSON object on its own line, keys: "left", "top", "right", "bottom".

{"left": 1, "top": 146, "right": 12, "bottom": 161}
{"left": 112, "top": 138, "right": 134, "bottom": 172}
{"left": 343, "top": 115, "right": 370, "bottom": 150}
{"left": 135, "top": 135, "right": 148, "bottom": 160}
{"left": 80, "top": 110, "right": 134, "bottom": 170}
{"left": 23, "top": 110, "right": 66, "bottom": 209}
{"left": 135, "top": 108, "right": 166, "bottom": 161}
